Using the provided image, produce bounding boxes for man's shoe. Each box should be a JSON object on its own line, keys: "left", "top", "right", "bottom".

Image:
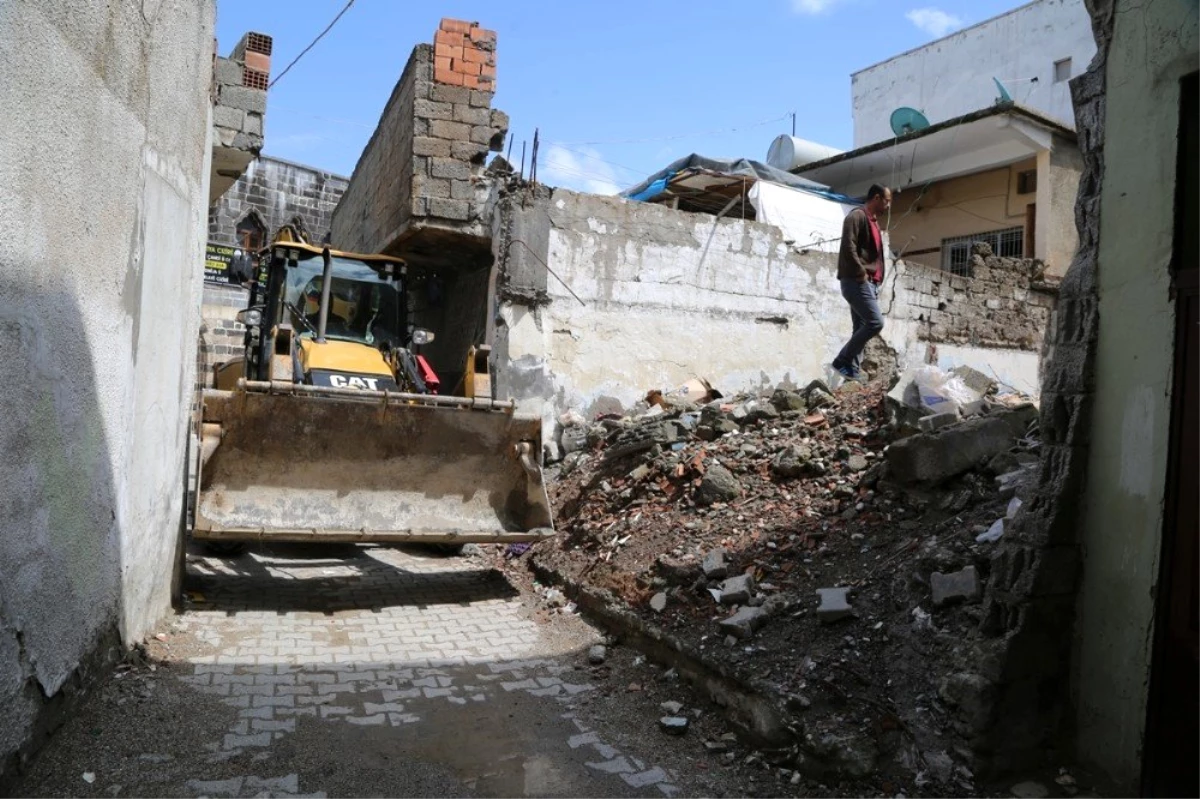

{"left": 833, "top": 363, "right": 863, "bottom": 381}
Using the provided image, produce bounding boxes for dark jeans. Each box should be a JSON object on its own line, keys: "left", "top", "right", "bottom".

{"left": 833, "top": 279, "right": 884, "bottom": 374}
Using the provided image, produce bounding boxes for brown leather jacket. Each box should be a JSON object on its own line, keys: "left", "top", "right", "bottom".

{"left": 836, "top": 207, "right": 883, "bottom": 283}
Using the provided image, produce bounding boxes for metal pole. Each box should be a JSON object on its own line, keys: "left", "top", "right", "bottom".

{"left": 316, "top": 246, "right": 333, "bottom": 343}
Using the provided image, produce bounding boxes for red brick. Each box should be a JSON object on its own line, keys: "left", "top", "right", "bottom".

{"left": 434, "top": 30, "right": 465, "bottom": 47}
{"left": 440, "top": 18, "right": 473, "bottom": 34}
{"left": 435, "top": 67, "right": 464, "bottom": 86}
{"left": 243, "top": 68, "right": 268, "bottom": 90}
{"left": 469, "top": 27, "right": 496, "bottom": 44}
{"left": 246, "top": 32, "right": 272, "bottom": 55}
{"left": 453, "top": 59, "right": 481, "bottom": 76}
{"left": 434, "top": 55, "right": 452, "bottom": 71}
{"left": 462, "top": 45, "right": 487, "bottom": 64}
{"left": 434, "top": 42, "right": 463, "bottom": 60}
{"left": 480, "top": 63, "right": 496, "bottom": 79}
{"left": 244, "top": 50, "right": 270, "bottom": 73}
{"left": 461, "top": 74, "right": 481, "bottom": 89}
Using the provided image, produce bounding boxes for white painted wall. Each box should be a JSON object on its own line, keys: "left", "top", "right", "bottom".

{"left": 0, "top": 0, "right": 213, "bottom": 772}
{"left": 492, "top": 190, "right": 1045, "bottom": 445}
{"left": 851, "top": 0, "right": 1096, "bottom": 146}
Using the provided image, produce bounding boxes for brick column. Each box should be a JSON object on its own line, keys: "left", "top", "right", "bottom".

{"left": 433, "top": 18, "right": 496, "bottom": 91}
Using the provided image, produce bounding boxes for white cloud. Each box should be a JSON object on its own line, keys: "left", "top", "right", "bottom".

{"left": 905, "top": 7, "right": 964, "bottom": 37}
{"left": 791, "top": 0, "right": 846, "bottom": 13}
{"left": 540, "top": 144, "right": 624, "bottom": 196}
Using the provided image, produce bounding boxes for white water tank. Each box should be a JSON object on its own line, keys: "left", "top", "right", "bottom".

{"left": 765, "top": 135, "right": 843, "bottom": 171}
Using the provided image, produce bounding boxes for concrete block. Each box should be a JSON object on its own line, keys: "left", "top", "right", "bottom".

{"left": 430, "top": 157, "right": 471, "bottom": 180}
{"left": 412, "top": 137, "right": 452, "bottom": 158}
{"left": 469, "top": 124, "right": 493, "bottom": 145}
{"left": 702, "top": 549, "right": 728, "bottom": 580}
{"left": 413, "top": 175, "right": 451, "bottom": 199}
{"left": 243, "top": 112, "right": 263, "bottom": 136}
{"left": 931, "top": 566, "right": 981, "bottom": 606}
{"left": 719, "top": 573, "right": 755, "bottom": 605}
{"left": 718, "top": 607, "right": 769, "bottom": 639}
{"left": 428, "top": 198, "right": 470, "bottom": 221}
{"left": 816, "top": 587, "right": 852, "bottom": 623}
{"left": 453, "top": 103, "right": 491, "bottom": 126}
{"left": 451, "top": 141, "right": 488, "bottom": 162}
{"left": 431, "top": 84, "right": 471, "bottom": 104}
{"left": 414, "top": 98, "right": 453, "bottom": 121}
{"left": 490, "top": 108, "right": 510, "bottom": 130}
{"left": 919, "top": 412, "right": 959, "bottom": 433}
{"left": 450, "top": 179, "right": 475, "bottom": 201}
{"left": 215, "top": 57, "right": 243, "bottom": 87}
{"left": 220, "top": 85, "right": 266, "bottom": 114}
{"left": 430, "top": 119, "right": 471, "bottom": 140}
{"left": 469, "top": 89, "right": 494, "bottom": 107}
{"left": 213, "top": 105, "right": 244, "bottom": 130}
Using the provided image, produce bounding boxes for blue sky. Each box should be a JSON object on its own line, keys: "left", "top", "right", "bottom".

{"left": 216, "top": 0, "right": 1029, "bottom": 194}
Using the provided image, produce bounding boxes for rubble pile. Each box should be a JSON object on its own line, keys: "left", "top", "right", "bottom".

{"left": 526, "top": 370, "right": 1046, "bottom": 794}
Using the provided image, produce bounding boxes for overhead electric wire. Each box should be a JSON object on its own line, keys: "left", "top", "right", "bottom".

{"left": 269, "top": 0, "right": 357, "bottom": 90}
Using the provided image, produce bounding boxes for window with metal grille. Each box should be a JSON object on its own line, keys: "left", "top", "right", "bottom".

{"left": 940, "top": 227, "right": 1024, "bottom": 276}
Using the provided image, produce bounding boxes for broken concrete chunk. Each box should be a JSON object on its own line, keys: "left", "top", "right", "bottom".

{"left": 770, "top": 388, "right": 807, "bottom": 412}
{"left": 816, "top": 587, "right": 852, "bottom": 623}
{"left": 804, "top": 380, "right": 837, "bottom": 410}
{"left": 702, "top": 548, "right": 728, "bottom": 580}
{"left": 718, "top": 606, "right": 769, "bottom": 638}
{"left": 694, "top": 464, "right": 741, "bottom": 505}
{"left": 887, "top": 412, "right": 1033, "bottom": 485}
{"left": 660, "top": 716, "right": 689, "bottom": 735}
{"left": 771, "top": 444, "right": 813, "bottom": 478}
{"left": 847, "top": 454, "right": 868, "bottom": 472}
{"left": 660, "top": 700, "right": 683, "bottom": 715}
{"left": 930, "top": 566, "right": 981, "bottom": 606}
{"left": 649, "top": 592, "right": 668, "bottom": 612}
{"left": 719, "top": 573, "right": 756, "bottom": 605}
{"left": 918, "top": 411, "right": 959, "bottom": 433}
{"left": 588, "top": 645, "right": 607, "bottom": 665}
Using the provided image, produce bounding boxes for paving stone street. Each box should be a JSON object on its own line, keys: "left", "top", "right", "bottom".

{"left": 12, "top": 544, "right": 751, "bottom": 798}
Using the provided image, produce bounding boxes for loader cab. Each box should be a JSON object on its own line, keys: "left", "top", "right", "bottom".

{"left": 239, "top": 243, "right": 409, "bottom": 383}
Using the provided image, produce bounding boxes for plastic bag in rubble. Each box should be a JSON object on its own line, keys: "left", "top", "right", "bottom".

{"left": 558, "top": 409, "right": 586, "bottom": 428}
{"left": 976, "top": 518, "right": 1005, "bottom": 543}
{"left": 913, "top": 366, "right": 977, "bottom": 415}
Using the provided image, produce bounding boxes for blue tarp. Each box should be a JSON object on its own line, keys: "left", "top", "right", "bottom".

{"left": 621, "top": 154, "right": 859, "bottom": 206}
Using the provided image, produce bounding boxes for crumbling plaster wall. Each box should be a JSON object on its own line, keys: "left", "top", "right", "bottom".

{"left": 0, "top": 0, "right": 214, "bottom": 779}
{"left": 491, "top": 189, "right": 1054, "bottom": 442}
{"left": 1071, "top": 0, "right": 1197, "bottom": 788}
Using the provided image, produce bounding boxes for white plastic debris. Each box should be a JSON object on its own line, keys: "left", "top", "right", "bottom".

{"left": 1006, "top": 496, "right": 1023, "bottom": 519}
{"left": 976, "top": 518, "right": 1005, "bottom": 543}
{"left": 82, "top": 773, "right": 96, "bottom": 784}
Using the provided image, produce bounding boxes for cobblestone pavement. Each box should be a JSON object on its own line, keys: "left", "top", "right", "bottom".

{"left": 13, "top": 544, "right": 750, "bottom": 798}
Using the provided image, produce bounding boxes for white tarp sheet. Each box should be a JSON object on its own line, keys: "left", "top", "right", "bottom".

{"left": 749, "top": 181, "right": 858, "bottom": 254}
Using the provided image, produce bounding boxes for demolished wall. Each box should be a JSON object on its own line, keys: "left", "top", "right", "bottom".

{"left": 489, "top": 188, "right": 1056, "bottom": 446}
{"left": 0, "top": 0, "right": 215, "bottom": 781}
{"left": 881, "top": 252, "right": 1057, "bottom": 395}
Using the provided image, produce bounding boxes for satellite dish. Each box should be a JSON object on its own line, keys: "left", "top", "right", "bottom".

{"left": 993, "top": 77, "right": 1013, "bottom": 103}
{"left": 890, "top": 107, "right": 930, "bottom": 137}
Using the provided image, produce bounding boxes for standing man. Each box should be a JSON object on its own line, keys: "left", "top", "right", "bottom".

{"left": 832, "top": 184, "right": 892, "bottom": 381}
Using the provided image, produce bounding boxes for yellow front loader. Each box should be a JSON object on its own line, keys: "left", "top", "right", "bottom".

{"left": 191, "top": 232, "right": 553, "bottom": 551}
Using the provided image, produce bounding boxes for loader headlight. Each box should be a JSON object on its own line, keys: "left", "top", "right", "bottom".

{"left": 411, "top": 328, "right": 436, "bottom": 345}
{"left": 236, "top": 308, "right": 262, "bottom": 326}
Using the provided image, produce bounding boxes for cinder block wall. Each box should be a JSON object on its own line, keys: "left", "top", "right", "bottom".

{"left": 331, "top": 18, "right": 509, "bottom": 253}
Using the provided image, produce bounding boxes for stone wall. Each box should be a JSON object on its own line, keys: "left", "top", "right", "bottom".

{"left": 207, "top": 156, "right": 348, "bottom": 252}
{"left": 0, "top": 0, "right": 215, "bottom": 781}
{"left": 939, "top": 0, "right": 1114, "bottom": 779}
{"left": 330, "top": 19, "right": 508, "bottom": 260}
{"left": 197, "top": 284, "right": 250, "bottom": 387}
{"left": 891, "top": 251, "right": 1056, "bottom": 350}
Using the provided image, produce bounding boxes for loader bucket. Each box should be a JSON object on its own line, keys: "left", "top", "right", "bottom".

{"left": 194, "top": 384, "right": 554, "bottom": 545}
